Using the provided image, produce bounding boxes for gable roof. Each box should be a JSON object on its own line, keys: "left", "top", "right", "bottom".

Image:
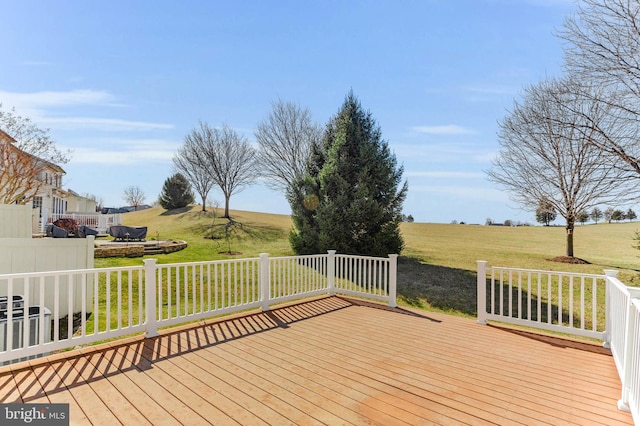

{"left": 0, "top": 127, "right": 65, "bottom": 174}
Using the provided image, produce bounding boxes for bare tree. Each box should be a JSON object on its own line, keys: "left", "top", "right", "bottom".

{"left": 173, "top": 136, "right": 215, "bottom": 212}
{"left": 123, "top": 185, "right": 146, "bottom": 211}
{"left": 0, "top": 105, "right": 70, "bottom": 204}
{"left": 254, "top": 100, "right": 321, "bottom": 192}
{"left": 559, "top": 0, "right": 640, "bottom": 179}
{"left": 487, "top": 77, "right": 628, "bottom": 258}
{"left": 604, "top": 207, "right": 614, "bottom": 223}
{"left": 561, "top": 0, "right": 640, "bottom": 106}
{"left": 183, "top": 122, "right": 256, "bottom": 218}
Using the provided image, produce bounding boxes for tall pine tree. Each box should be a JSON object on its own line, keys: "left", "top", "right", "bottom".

{"left": 158, "top": 173, "right": 195, "bottom": 210}
{"left": 289, "top": 92, "right": 407, "bottom": 256}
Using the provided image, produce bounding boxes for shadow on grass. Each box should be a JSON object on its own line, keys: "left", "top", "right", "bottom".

{"left": 397, "top": 256, "right": 598, "bottom": 329}
{"left": 160, "top": 205, "right": 194, "bottom": 216}
{"left": 188, "top": 218, "right": 285, "bottom": 242}
{"left": 397, "top": 256, "right": 478, "bottom": 315}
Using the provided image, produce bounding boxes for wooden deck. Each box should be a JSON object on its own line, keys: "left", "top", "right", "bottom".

{"left": 0, "top": 296, "right": 633, "bottom": 425}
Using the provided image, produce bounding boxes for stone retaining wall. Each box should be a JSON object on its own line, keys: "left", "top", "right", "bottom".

{"left": 94, "top": 245, "right": 145, "bottom": 258}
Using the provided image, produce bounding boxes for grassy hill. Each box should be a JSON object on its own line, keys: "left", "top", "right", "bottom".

{"left": 97, "top": 205, "right": 640, "bottom": 316}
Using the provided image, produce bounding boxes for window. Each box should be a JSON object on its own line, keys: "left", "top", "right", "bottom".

{"left": 32, "top": 196, "right": 43, "bottom": 217}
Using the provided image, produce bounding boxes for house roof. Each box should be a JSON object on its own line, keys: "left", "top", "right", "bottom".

{"left": 0, "top": 127, "right": 65, "bottom": 174}
{"left": 0, "top": 128, "right": 17, "bottom": 143}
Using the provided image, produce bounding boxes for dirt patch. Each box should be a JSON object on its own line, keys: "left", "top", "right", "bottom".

{"left": 218, "top": 251, "right": 242, "bottom": 255}
{"left": 547, "top": 256, "right": 591, "bottom": 264}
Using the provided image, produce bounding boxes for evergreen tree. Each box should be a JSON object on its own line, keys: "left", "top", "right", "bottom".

{"left": 626, "top": 208, "right": 637, "bottom": 222}
{"left": 288, "top": 92, "right": 407, "bottom": 256}
{"left": 590, "top": 207, "right": 602, "bottom": 224}
{"left": 158, "top": 173, "right": 195, "bottom": 210}
{"left": 535, "top": 199, "right": 556, "bottom": 226}
{"left": 577, "top": 210, "right": 589, "bottom": 225}
{"left": 612, "top": 209, "right": 625, "bottom": 222}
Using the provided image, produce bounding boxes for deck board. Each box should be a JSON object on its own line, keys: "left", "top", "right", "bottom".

{"left": 0, "top": 296, "right": 633, "bottom": 425}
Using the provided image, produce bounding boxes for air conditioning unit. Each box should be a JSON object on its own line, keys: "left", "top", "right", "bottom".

{"left": 0, "top": 301, "right": 52, "bottom": 366}
{"left": 0, "top": 295, "right": 24, "bottom": 311}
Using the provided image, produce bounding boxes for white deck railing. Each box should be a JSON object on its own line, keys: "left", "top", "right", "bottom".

{"left": 40, "top": 211, "right": 123, "bottom": 234}
{"left": 476, "top": 262, "right": 608, "bottom": 339}
{"left": 605, "top": 273, "right": 640, "bottom": 423}
{"left": 0, "top": 251, "right": 397, "bottom": 365}
{"left": 477, "top": 261, "right": 640, "bottom": 423}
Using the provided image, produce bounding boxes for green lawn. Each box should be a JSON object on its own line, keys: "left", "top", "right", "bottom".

{"left": 95, "top": 206, "right": 640, "bottom": 319}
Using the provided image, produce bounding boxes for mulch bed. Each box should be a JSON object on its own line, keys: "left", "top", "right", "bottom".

{"left": 547, "top": 256, "right": 591, "bottom": 264}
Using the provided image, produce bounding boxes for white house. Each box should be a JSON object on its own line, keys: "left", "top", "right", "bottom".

{"left": 0, "top": 128, "right": 98, "bottom": 232}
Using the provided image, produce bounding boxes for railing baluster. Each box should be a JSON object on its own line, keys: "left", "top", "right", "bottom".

{"left": 0, "top": 253, "right": 400, "bottom": 365}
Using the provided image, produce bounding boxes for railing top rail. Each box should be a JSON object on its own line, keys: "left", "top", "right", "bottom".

{"left": 487, "top": 265, "right": 606, "bottom": 279}
{"left": 606, "top": 274, "right": 632, "bottom": 294}
{"left": 335, "top": 253, "right": 392, "bottom": 261}
{"left": 268, "top": 254, "right": 328, "bottom": 261}
{"left": 154, "top": 257, "right": 261, "bottom": 268}
{"left": 0, "top": 265, "right": 144, "bottom": 279}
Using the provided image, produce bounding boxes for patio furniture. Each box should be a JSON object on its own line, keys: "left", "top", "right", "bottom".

{"left": 45, "top": 224, "right": 69, "bottom": 238}
{"left": 78, "top": 225, "right": 99, "bottom": 238}
{"left": 109, "top": 225, "right": 147, "bottom": 241}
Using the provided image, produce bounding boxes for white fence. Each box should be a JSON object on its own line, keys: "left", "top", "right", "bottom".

{"left": 0, "top": 204, "right": 32, "bottom": 238}
{"left": 605, "top": 274, "right": 640, "bottom": 423}
{"left": 40, "top": 211, "right": 122, "bottom": 234}
{"left": 0, "top": 251, "right": 397, "bottom": 365}
{"left": 476, "top": 261, "right": 608, "bottom": 339}
{"left": 477, "top": 261, "right": 640, "bottom": 423}
{"left": 0, "top": 235, "right": 94, "bottom": 276}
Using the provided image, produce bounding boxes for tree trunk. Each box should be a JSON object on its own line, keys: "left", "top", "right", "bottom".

{"left": 200, "top": 195, "right": 207, "bottom": 212}
{"left": 224, "top": 194, "right": 230, "bottom": 218}
{"left": 566, "top": 223, "right": 574, "bottom": 257}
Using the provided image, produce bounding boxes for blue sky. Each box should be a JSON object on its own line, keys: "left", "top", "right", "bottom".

{"left": 0, "top": 0, "right": 577, "bottom": 224}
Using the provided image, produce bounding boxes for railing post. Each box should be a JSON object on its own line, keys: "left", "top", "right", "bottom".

{"left": 477, "top": 261, "right": 488, "bottom": 325}
{"left": 327, "top": 250, "right": 336, "bottom": 296}
{"left": 603, "top": 269, "right": 619, "bottom": 348}
{"left": 86, "top": 235, "right": 95, "bottom": 269}
{"left": 98, "top": 215, "right": 107, "bottom": 234}
{"left": 41, "top": 207, "right": 49, "bottom": 233}
{"left": 617, "top": 298, "right": 637, "bottom": 412}
{"left": 260, "top": 253, "right": 270, "bottom": 311}
{"left": 144, "top": 258, "right": 158, "bottom": 338}
{"left": 388, "top": 254, "right": 398, "bottom": 308}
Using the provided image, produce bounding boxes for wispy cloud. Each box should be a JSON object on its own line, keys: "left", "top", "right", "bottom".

{"left": 20, "top": 61, "right": 52, "bottom": 67}
{"left": 410, "top": 185, "right": 507, "bottom": 202}
{"left": 461, "top": 85, "right": 517, "bottom": 96}
{"left": 405, "top": 171, "right": 485, "bottom": 179}
{"left": 0, "top": 89, "right": 173, "bottom": 132}
{"left": 0, "top": 89, "right": 116, "bottom": 108}
{"left": 40, "top": 117, "right": 173, "bottom": 131}
{"left": 394, "top": 142, "right": 491, "bottom": 164}
{"left": 66, "top": 139, "right": 179, "bottom": 164}
{"left": 411, "top": 125, "right": 476, "bottom": 135}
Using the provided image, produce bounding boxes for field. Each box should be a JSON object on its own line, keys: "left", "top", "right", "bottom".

{"left": 96, "top": 205, "right": 640, "bottom": 318}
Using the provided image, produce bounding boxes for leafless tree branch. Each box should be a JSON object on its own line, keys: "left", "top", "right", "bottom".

{"left": 487, "top": 77, "right": 631, "bottom": 257}
{"left": 254, "top": 100, "right": 321, "bottom": 193}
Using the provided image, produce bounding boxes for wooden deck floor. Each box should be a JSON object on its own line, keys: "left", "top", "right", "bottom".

{"left": 0, "top": 296, "right": 633, "bottom": 425}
